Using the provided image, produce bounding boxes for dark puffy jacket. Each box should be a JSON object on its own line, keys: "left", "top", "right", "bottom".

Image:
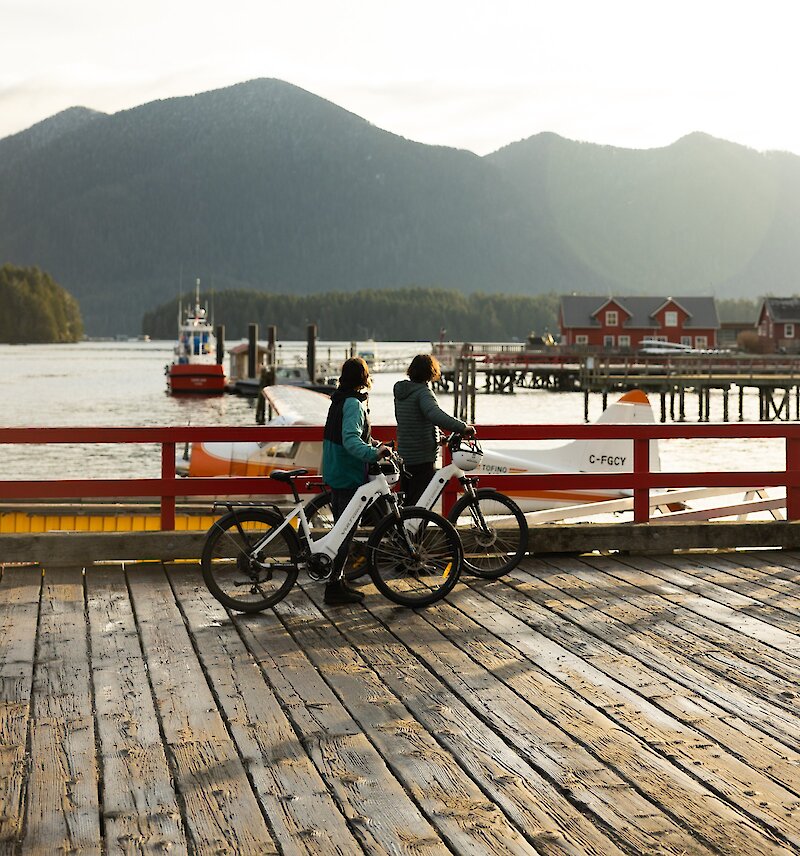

{"left": 393, "top": 380, "right": 468, "bottom": 466}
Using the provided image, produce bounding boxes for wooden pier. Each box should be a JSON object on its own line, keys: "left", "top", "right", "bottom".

{"left": 2, "top": 549, "right": 800, "bottom": 854}
{"left": 435, "top": 346, "right": 800, "bottom": 421}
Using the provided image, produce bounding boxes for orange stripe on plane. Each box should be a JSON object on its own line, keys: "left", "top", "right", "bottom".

{"left": 509, "top": 490, "right": 624, "bottom": 503}
{"left": 618, "top": 389, "right": 650, "bottom": 405}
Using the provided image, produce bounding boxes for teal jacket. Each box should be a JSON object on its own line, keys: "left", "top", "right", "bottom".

{"left": 322, "top": 389, "right": 381, "bottom": 489}
{"left": 393, "top": 380, "right": 468, "bottom": 466}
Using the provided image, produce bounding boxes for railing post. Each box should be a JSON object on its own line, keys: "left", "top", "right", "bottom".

{"left": 787, "top": 436, "right": 800, "bottom": 521}
{"left": 161, "top": 442, "right": 176, "bottom": 530}
{"left": 633, "top": 437, "right": 649, "bottom": 523}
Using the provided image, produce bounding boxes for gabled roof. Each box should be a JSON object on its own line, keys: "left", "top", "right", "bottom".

{"left": 590, "top": 297, "right": 632, "bottom": 318}
{"left": 651, "top": 297, "right": 693, "bottom": 317}
{"left": 762, "top": 297, "right": 800, "bottom": 323}
{"left": 560, "top": 295, "right": 720, "bottom": 329}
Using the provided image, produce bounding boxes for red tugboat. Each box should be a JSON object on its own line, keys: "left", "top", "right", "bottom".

{"left": 166, "top": 279, "right": 226, "bottom": 394}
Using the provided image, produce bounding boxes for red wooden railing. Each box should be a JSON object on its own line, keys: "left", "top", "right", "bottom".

{"left": 2, "top": 423, "right": 800, "bottom": 529}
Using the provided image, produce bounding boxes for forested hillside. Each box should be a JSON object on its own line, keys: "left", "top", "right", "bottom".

{"left": 0, "top": 264, "right": 83, "bottom": 343}
{"left": 143, "top": 288, "right": 760, "bottom": 342}
{"left": 142, "top": 287, "right": 562, "bottom": 342}
{"left": 2, "top": 78, "right": 798, "bottom": 336}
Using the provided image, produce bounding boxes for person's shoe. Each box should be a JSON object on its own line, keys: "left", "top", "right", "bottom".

{"left": 324, "top": 579, "right": 365, "bottom": 605}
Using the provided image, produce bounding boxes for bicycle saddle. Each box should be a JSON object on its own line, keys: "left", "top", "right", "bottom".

{"left": 269, "top": 468, "right": 309, "bottom": 482}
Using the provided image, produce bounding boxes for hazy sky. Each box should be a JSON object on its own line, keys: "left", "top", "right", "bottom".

{"left": 2, "top": 0, "right": 797, "bottom": 156}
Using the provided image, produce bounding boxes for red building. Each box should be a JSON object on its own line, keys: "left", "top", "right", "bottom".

{"left": 757, "top": 298, "right": 800, "bottom": 353}
{"left": 559, "top": 296, "right": 720, "bottom": 350}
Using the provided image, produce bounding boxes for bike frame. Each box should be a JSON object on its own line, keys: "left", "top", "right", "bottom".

{"left": 252, "top": 472, "right": 398, "bottom": 561}
{"left": 413, "top": 461, "right": 472, "bottom": 512}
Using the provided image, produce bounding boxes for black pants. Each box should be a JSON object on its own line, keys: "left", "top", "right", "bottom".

{"left": 401, "top": 461, "right": 435, "bottom": 506}
{"left": 331, "top": 487, "right": 359, "bottom": 580}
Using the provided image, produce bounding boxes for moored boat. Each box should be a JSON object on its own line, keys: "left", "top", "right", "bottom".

{"left": 166, "top": 279, "right": 226, "bottom": 394}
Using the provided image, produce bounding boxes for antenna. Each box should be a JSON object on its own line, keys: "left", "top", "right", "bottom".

{"left": 177, "top": 264, "right": 183, "bottom": 325}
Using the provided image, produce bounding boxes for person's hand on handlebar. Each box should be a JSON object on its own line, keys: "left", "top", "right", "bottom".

{"left": 376, "top": 444, "right": 391, "bottom": 459}
{"left": 462, "top": 424, "right": 476, "bottom": 436}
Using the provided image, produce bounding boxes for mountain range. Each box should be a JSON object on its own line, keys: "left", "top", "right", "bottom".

{"left": 1, "top": 78, "right": 798, "bottom": 335}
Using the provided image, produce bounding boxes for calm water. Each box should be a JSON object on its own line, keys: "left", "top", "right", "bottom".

{"left": 0, "top": 340, "right": 787, "bottom": 479}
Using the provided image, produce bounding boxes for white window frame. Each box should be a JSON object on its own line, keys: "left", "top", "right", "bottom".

{"left": 575, "top": 334, "right": 589, "bottom": 345}
{"left": 695, "top": 335, "right": 708, "bottom": 348}
{"left": 605, "top": 310, "right": 618, "bottom": 327}
{"left": 604, "top": 335, "right": 615, "bottom": 348}
{"left": 681, "top": 335, "right": 692, "bottom": 346}
{"left": 786, "top": 323, "right": 795, "bottom": 338}
{"left": 618, "top": 335, "right": 631, "bottom": 348}
{"left": 665, "top": 310, "right": 678, "bottom": 327}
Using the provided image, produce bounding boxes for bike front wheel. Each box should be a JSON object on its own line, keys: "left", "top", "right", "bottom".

{"left": 367, "top": 507, "right": 462, "bottom": 607}
{"left": 448, "top": 489, "right": 528, "bottom": 578}
{"left": 201, "top": 509, "right": 300, "bottom": 612}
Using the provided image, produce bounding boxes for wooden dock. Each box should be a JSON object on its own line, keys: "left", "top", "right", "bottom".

{"left": 2, "top": 550, "right": 800, "bottom": 855}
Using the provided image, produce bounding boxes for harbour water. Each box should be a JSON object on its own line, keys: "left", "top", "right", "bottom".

{"left": 0, "top": 340, "right": 787, "bottom": 480}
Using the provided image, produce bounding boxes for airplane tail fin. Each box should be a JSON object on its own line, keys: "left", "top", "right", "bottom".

{"left": 551, "top": 389, "right": 660, "bottom": 473}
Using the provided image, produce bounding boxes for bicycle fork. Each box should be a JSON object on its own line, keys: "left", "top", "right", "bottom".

{"left": 387, "top": 495, "right": 422, "bottom": 560}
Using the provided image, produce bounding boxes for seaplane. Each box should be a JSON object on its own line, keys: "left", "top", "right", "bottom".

{"left": 178, "top": 385, "right": 665, "bottom": 516}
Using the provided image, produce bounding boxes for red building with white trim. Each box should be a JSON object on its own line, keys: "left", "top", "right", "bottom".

{"left": 757, "top": 298, "right": 800, "bottom": 353}
{"left": 559, "top": 296, "right": 720, "bottom": 350}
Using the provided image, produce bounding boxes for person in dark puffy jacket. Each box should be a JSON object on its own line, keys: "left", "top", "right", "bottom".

{"left": 393, "top": 354, "right": 474, "bottom": 506}
{"left": 322, "top": 356, "right": 389, "bottom": 605}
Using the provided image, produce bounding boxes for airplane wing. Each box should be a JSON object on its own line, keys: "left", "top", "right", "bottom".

{"left": 262, "top": 384, "right": 332, "bottom": 425}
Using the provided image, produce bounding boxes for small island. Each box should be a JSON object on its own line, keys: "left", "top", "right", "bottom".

{"left": 0, "top": 264, "right": 84, "bottom": 343}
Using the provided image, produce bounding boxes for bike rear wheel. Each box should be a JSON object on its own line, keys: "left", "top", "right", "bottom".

{"left": 448, "top": 488, "right": 528, "bottom": 578}
{"left": 201, "top": 508, "right": 299, "bottom": 612}
{"left": 367, "top": 507, "right": 462, "bottom": 607}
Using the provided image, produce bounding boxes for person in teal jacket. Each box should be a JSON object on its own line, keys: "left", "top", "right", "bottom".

{"left": 322, "top": 357, "right": 389, "bottom": 605}
{"left": 394, "top": 354, "right": 474, "bottom": 506}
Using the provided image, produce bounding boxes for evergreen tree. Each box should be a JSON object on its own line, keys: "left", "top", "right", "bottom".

{"left": 142, "top": 287, "right": 561, "bottom": 342}
{"left": 0, "top": 264, "right": 84, "bottom": 343}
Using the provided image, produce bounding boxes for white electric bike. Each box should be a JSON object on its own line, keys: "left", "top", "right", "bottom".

{"left": 201, "top": 452, "right": 463, "bottom": 611}
{"left": 305, "top": 434, "right": 528, "bottom": 580}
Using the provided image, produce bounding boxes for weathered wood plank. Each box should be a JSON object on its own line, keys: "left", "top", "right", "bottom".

{"left": 301, "top": 579, "right": 628, "bottom": 856}
{"left": 722, "top": 550, "right": 800, "bottom": 597}
{"left": 0, "top": 566, "right": 41, "bottom": 853}
{"left": 0, "top": 532, "right": 207, "bottom": 566}
{"left": 602, "top": 555, "right": 800, "bottom": 710}
{"left": 534, "top": 555, "right": 800, "bottom": 752}
{"left": 604, "top": 554, "right": 800, "bottom": 655}
{"left": 5, "top": 522, "right": 800, "bottom": 565}
{"left": 360, "top": 588, "right": 718, "bottom": 855}
{"left": 501, "top": 557, "right": 800, "bottom": 796}
{"left": 85, "top": 566, "right": 188, "bottom": 854}
{"left": 674, "top": 553, "right": 800, "bottom": 616}
{"left": 620, "top": 555, "right": 800, "bottom": 635}
{"left": 125, "top": 563, "right": 278, "bottom": 855}
{"left": 273, "top": 584, "right": 541, "bottom": 856}
{"left": 418, "top": 586, "right": 797, "bottom": 853}
{"left": 728, "top": 551, "right": 800, "bottom": 589}
{"left": 460, "top": 575, "right": 800, "bottom": 846}
{"left": 233, "top": 598, "right": 451, "bottom": 856}
{"left": 165, "top": 563, "right": 365, "bottom": 855}
{"left": 23, "top": 566, "right": 102, "bottom": 855}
